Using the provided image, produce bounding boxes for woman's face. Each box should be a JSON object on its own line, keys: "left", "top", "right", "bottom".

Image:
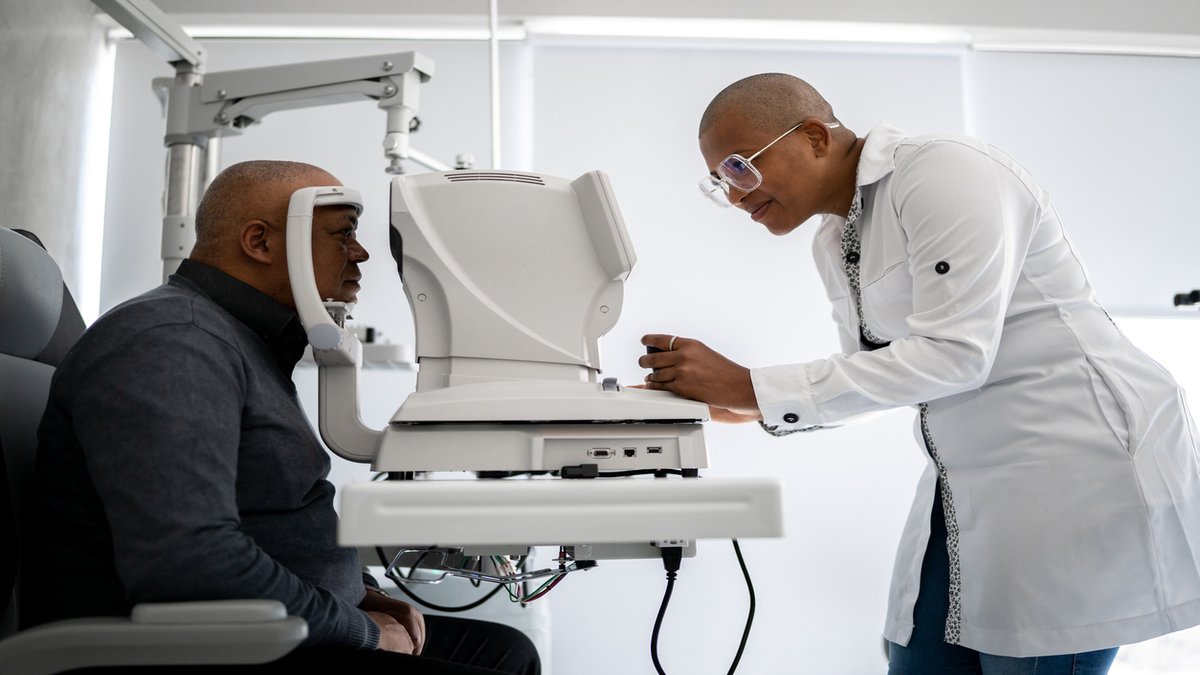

{"left": 699, "top": 114, "right": 831, "bottom": 236}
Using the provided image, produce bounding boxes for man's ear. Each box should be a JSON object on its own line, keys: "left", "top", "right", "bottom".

{"left": 239, "top": 220, "right": 276, "bottom": 264}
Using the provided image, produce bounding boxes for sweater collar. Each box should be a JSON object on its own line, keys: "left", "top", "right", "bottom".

{"left": 173, "top": 259, "right": 308, "bottom": 377}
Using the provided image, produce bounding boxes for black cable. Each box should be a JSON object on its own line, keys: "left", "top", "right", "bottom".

{"left": 727, "top": 539, "right": 755, "bottom": 675}
{"left": 596, "top": 468, "right": 686, "bottom": 478}
{"left": 651, "top": 546, "right": 683, "bottom": 675}
{"left": 650, "top": 575, "right": 676, "bottom": 674}
{"left": 649, "top": 541, "right": 756, "bottom": 675}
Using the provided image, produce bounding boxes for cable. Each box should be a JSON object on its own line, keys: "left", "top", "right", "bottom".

{"left": 560, "top": 465, "right": 695, "bottom": 479}
{"left": 390, "top": 572, "right": 507, "bottom": 612}
{"left": 649, "top": 540, "right": 757, "bottom": 675}
{"left": 727, "top": 539, "right": 755, "bottom": 674}
{"left": 375, "top": 546, "right": 506, "bottom": 613}
{"left": 521, "top": 573, "right": 566, "bottom": 602}
{"left": 650, "top": 545, "right": 683, "bottom": 675}
{"left": 594, "top": 468, "right": 686, "bottom": 478}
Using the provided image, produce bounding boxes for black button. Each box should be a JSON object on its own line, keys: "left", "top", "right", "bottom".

{"left": 935, "top": 261, "right": 950, "bottom": 274}
{"left": 783, "top": 413, "right": 799, "bottom": 424}
{"left": 845, "top": 252, "right": 860, "bottom": 264}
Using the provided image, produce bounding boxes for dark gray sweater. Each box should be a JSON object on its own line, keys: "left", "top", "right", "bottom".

{"left": 21, "top": 259, "right": 379, "bottom": 649}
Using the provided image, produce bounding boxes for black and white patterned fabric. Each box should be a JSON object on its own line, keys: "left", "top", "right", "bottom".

{"left": 840, "top": 188, "right": 963, "bottom": 645}
{"left": 918, "top": 402, "right": 963, "bottom": 644}
{"left": 758, "top": 418, "right": 825, "bottom": 436}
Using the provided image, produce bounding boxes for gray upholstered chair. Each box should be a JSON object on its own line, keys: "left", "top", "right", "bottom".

{"left": 0, "top": 227, "right": 307, "bottom": 674}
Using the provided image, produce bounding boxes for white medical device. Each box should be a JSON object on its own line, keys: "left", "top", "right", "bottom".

{"left": 285, "top": 172, "right": 783, "bottom": 567}
{"left": 378, "top": 170, "right": 709, "bottom": 474}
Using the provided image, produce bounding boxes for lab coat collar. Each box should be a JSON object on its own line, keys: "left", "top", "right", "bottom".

{"left": 855, "top": 123, "right": 908, "bottom": 188}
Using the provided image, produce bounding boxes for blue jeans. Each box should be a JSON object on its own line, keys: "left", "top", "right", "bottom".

{"left": 887, "top": 485, "right": 1118, "bottom": 675}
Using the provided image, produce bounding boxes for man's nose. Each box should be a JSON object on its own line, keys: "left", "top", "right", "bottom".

{"left": 350, "top": 237, "right": 370, "bottom": 262}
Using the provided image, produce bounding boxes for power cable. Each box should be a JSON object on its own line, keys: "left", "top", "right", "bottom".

{"left": 649, "top": 539, "right": 756, "bottom": 675}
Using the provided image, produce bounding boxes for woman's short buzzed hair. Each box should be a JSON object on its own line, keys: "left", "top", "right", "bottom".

{"left": 699, "top": 73, "right": 836, "bottom": 138}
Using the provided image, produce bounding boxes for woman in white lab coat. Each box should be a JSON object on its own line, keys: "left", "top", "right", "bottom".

{"left": 639, "top": 73, "right": 1200, "bottom": 674}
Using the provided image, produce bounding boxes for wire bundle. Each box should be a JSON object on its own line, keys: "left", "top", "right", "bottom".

{"left": 379, "top": 546, "right": 575, "bottom": 610}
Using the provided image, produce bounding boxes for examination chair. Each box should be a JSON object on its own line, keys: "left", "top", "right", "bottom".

{"left": 0, "top": 227, "right": 307, "bottom": 674}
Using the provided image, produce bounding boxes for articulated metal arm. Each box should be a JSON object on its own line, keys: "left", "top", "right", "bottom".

{"left": 154, "top": 52, "right": 433, "bottom": 160}
{"left": 92, "top": 0, "right": 204, "bottom": 67}
{"left": 93, "top": 1, "right": 444, "bottom": 277}
{"left": 148, "top": 51, "right": 435, "bottom": 278}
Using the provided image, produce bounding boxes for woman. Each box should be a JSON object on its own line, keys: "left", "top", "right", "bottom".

{"left": 639, "top": 72, "right": 1200, "bottom": 674}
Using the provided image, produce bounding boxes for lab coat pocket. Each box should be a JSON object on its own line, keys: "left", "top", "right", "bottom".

{"left": 824, "top": 290, "right": 859, "bottom": 355}
{"left": 1082, "top": 356, "right": 1133, "bottom": 456}
{"left": 861, "top": 261, "right": 911, "bottom": 341}
{"left": 830, "top": 291, "right": 853, "bottom": 328}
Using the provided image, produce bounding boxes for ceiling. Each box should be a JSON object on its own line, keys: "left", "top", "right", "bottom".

{"left": 144, "top": 0, "right": 1200, "bottom": 57}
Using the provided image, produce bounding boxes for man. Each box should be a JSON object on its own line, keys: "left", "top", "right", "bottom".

{"left": 22, "top": 160, "right": 540, "bottom": 674}
{"left": 640, "top": 74, "right": 1200, "bottom": 673}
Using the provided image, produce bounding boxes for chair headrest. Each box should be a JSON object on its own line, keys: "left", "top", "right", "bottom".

{"left": 0, "top": 228, "right": 65, "bottom": 359}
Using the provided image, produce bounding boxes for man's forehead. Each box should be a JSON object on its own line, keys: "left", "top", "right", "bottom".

{"left": 316, "top": 203, "right": 360, "bottom": 217}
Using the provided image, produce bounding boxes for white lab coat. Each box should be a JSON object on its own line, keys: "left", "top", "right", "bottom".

{"left": 750, "top": 124, "right": 1200, "bottom": 657}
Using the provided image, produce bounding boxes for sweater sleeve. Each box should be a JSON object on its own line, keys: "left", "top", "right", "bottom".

{"left": 70, "top": 319, "right": 379, "bottom": 649}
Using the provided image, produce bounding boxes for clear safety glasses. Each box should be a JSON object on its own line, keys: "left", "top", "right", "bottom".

{"left": 698, "top": 120, "right": 840, "bottom": 207}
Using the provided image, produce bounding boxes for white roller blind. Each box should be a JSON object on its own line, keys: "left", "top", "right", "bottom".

{"left": 966, "top": 51, "right": 1200, "bottom": 315}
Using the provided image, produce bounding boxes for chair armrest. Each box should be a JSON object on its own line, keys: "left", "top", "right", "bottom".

{"left": 0, "top": 599, "right": 307, "bottom": 675}
{"left": 132, "top": 598, "right": 291, "bottom": 623}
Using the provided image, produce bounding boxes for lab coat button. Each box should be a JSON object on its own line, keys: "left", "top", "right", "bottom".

{"left": 845, "top": 252, "right": 860, "bottom": 264}
{"left": 783, "top": 413, "right": 800, "bottom": 424}
{"left": 935, "top": 261, "right": 950, "bottom": 274}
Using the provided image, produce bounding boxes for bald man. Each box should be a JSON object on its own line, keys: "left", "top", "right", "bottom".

{"left": 640, "top": 74, "right": 1200, "bottom": 674}
{"left": 21, "top": 161, "right": 539, "bottom": 674}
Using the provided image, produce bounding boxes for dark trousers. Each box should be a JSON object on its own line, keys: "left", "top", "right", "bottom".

{"left": 69, "top": 614, "right": 541, "bottom": 675}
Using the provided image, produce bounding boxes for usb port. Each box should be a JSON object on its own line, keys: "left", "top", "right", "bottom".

{"left": 623, "top": 447, "right": 637, "bottom": 458}
{"left": 588, "top": 448, "right": 612, "bottom": 458}
{"left": 647, "top": 446, "right": 663, "bottom": 454}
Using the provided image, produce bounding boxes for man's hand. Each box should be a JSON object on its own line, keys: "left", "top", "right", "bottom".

{"left": 638, "top": 334, "right": 761, "bottom": 419}
{"left": 366, "top": 610, "right": 418, "bottom": 654}
{"left": 361, "top": 589, "right": 425, "bottom": 655}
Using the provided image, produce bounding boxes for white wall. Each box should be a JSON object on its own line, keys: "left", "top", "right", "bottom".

{"left": 100, "top": 41, "right": 172, "bottom": 314}
{"left": 100, "top": 34, "right": 1200, "bottom": 675}
{"left": 965, "top": 51, "right": 1200, "bottom": 315}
